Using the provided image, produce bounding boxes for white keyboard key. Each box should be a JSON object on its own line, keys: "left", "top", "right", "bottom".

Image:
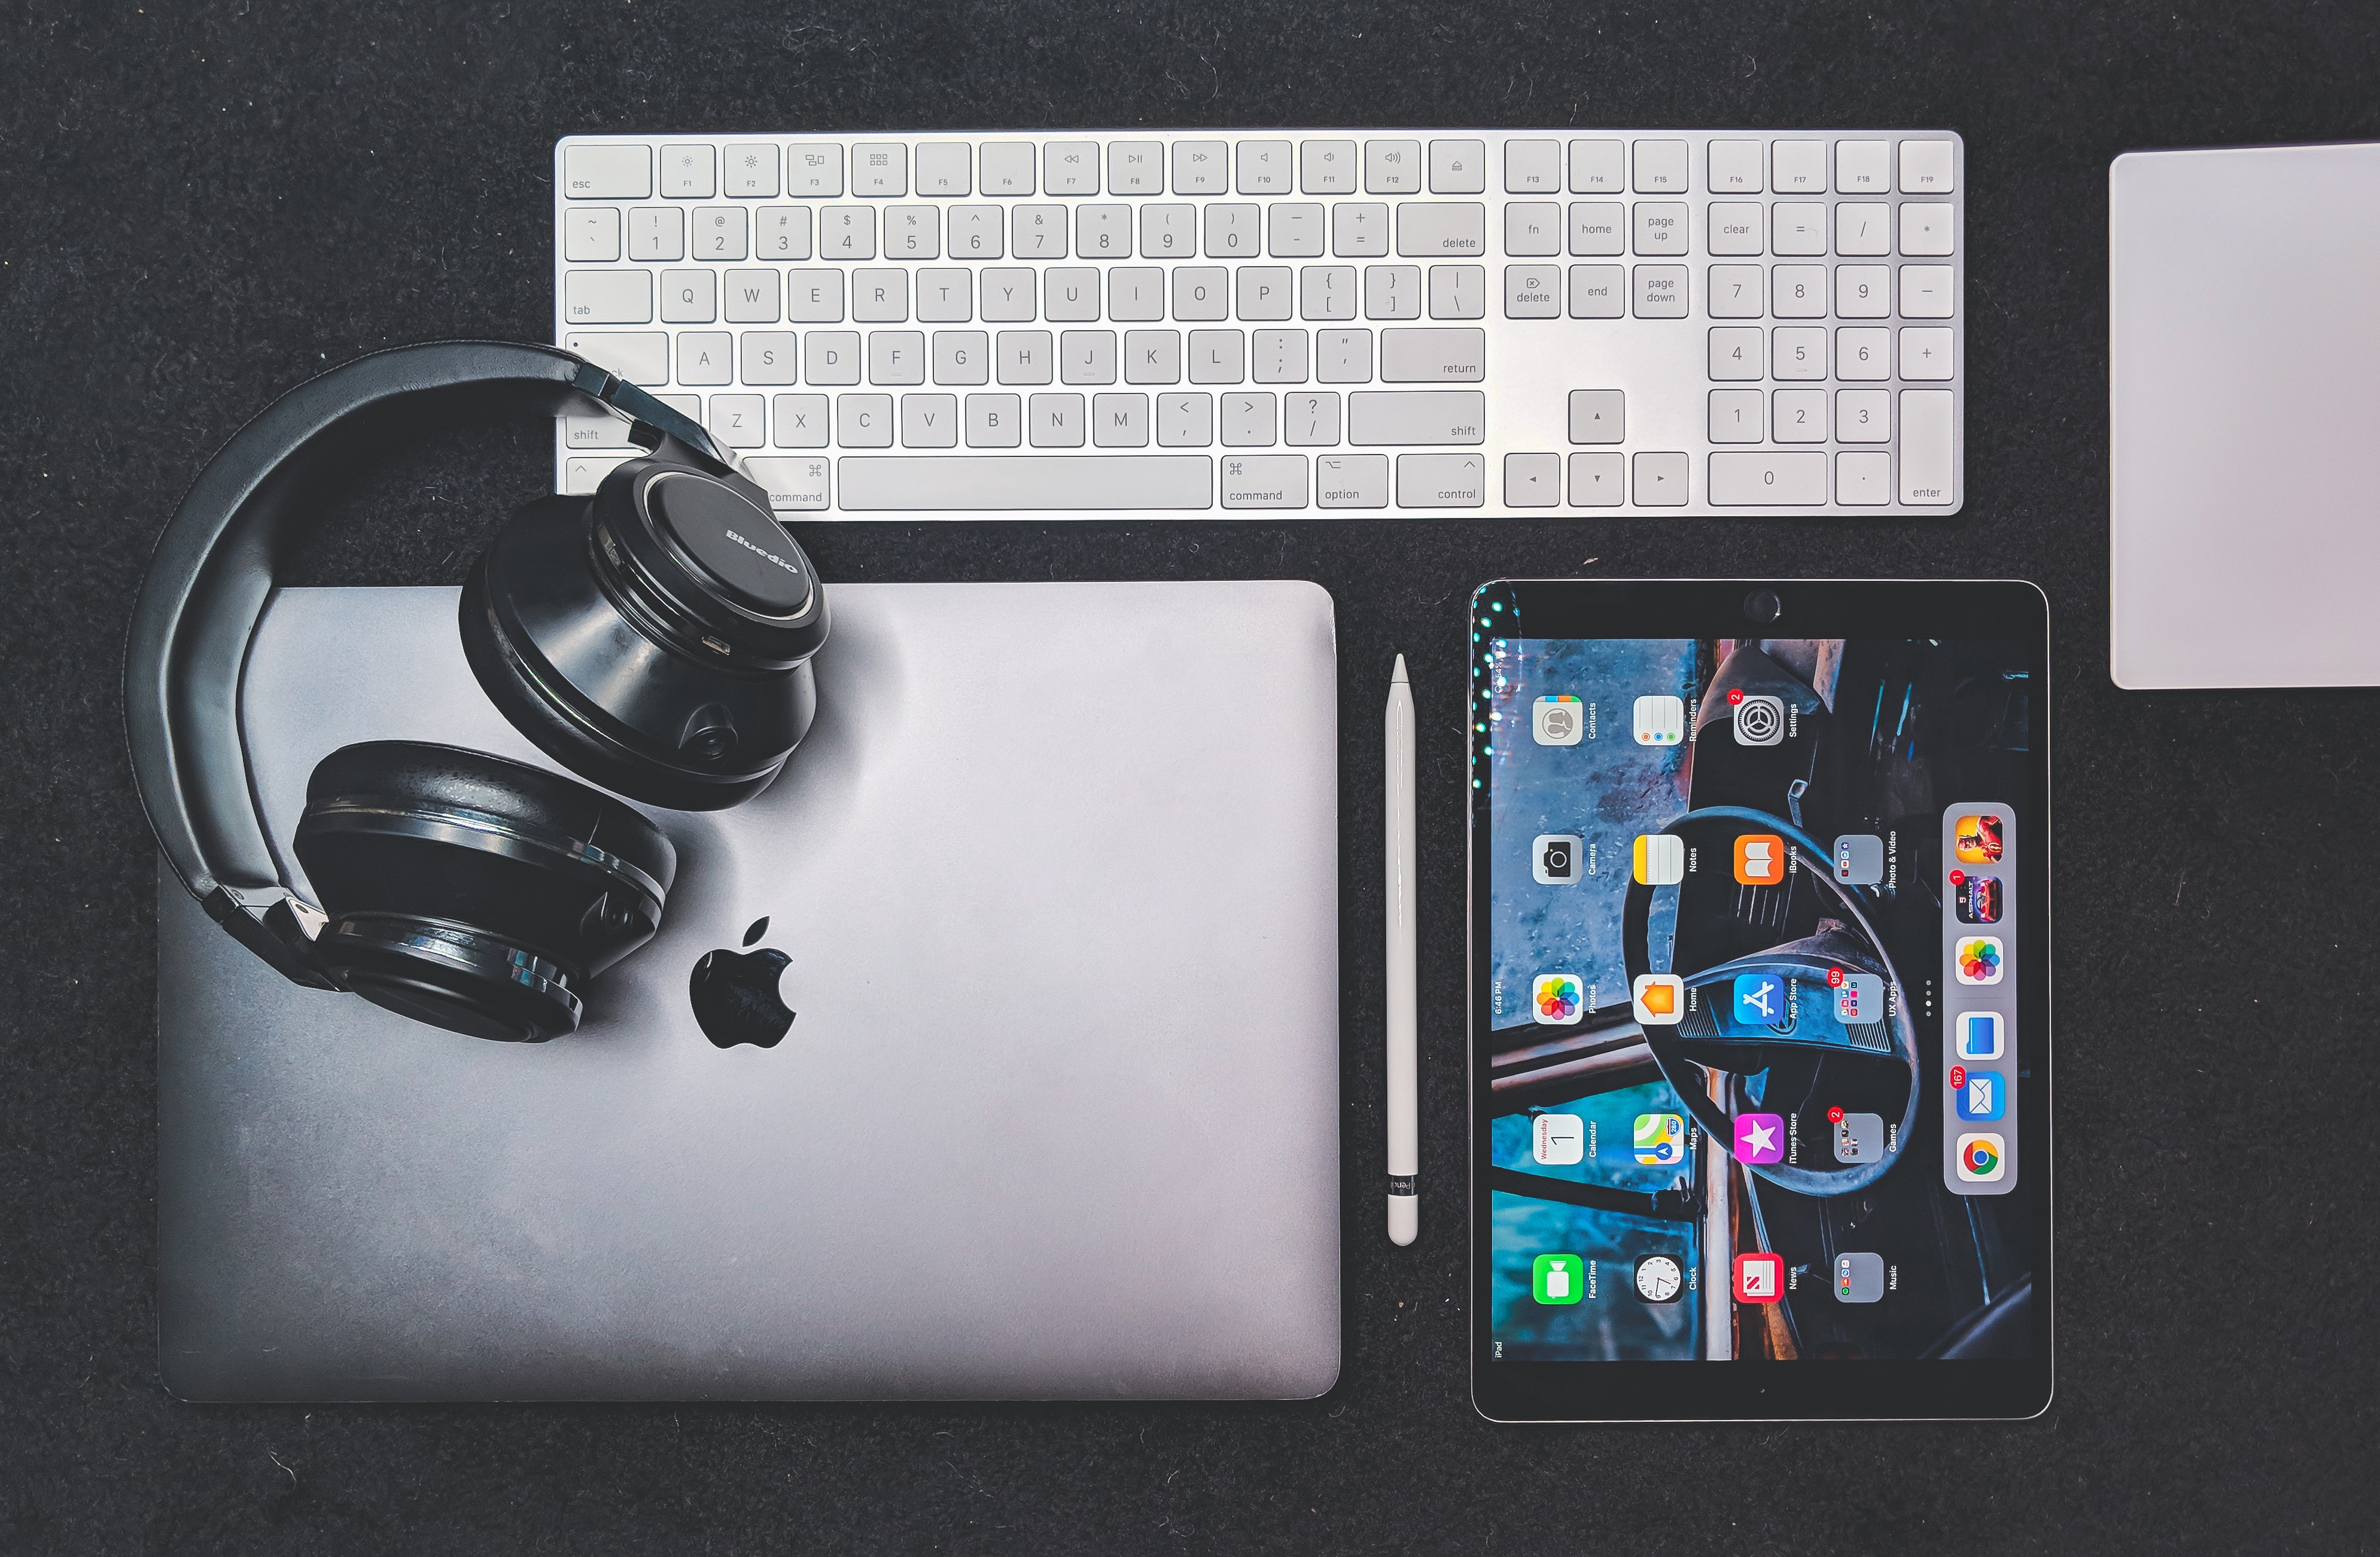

{"left": 869, "top": 331, "right": 926, "bottom": 383}
{"left": 1029, "top": 393, "right": 1085, "bottom": 447}
{"left": 1350, "top": 389, "right": 1486, "bottom": 444}
{"left": 564, "top": 270, "right": 653, "bottom": 324}
{"left": 1899, "top": 139, "right": 1955, "bottom": 194}
{"left": 1222, "top": 392, "right": 1277, "bottom": 446}
{"left": 676, "top": 332, "right": 732, "bottom": 385}
{"left": 1900, "top": 203, "right": 1955, "bottom": 257}
{"left": 1014, "top": 204, "right": 1067, "bottom": 259}
{"left": 1568, "top": 389, "right": 1624, "bottom": 443}
{"left": 966, "top": 394, "right": 1021, "bottom": 446}
{"left": 1837, "top": 450, "right": 1891, "bottom": 505}
{"left": 1709, "top": 388, "right": 1763, "bottom": 443}
{"left": 1710, "top": 450, "right": 1824, "bottom": 505}
{"left": 918, "top": 269, "right": 973, "bottom": 322}
{"left": 1284, "top": 390, "right": 1338, "bottom": 443}
{"left": 1569, "top": 202, "right": 1624, "bottom": 255}
{"left": 660, "top": 144, "right": 714, "bottom": 198}
{"left": 820, "top": 206, "right": 875, "bottom": 260}
{"left": 1569, "top": 452, "right": 1624, "bottom": 505}
{"left": 1269, "top": 203, "right": 1326, "bottom": 258}
{"left": 1174, "top": 268, "right": 1230, "bottom": 322}
{"left": 1173, "top": 139, "right": 1229, "bottom": 194}
{"left": 628, "top": 207, "right": 683, "bottom": 261}
{"left": 1709, "top": 264, "right": 1764, "bottom": 319}
{"left": 1158, "top": 393, "right": 1213, "bottom": 446}
{"left": 980, "top": 142, "right": 1034, "bottom": 194}
{"left": 1708, "top": 139, "right": 1763, "bottom": 193}
{"left": 1316, "top": 453, "right": 1389, "bottom": 508}
{"left": 746, "top": 455, "right": 831, "bottom": 511}
{"left": 656, "top": 271, "right": 709, "bottom": 324}
{"left": 887, "top": 205, "right": 940, "bottom": 259}
{"left": 1316, "top": 329, "right": 1372, "bottom": 383}
{"left": 1109, "top": 267, "right": 1165, "bottom": 322}
{"left": 805, "top": 331, "right": 860, "bottom": 385}
{"left": 1708, "top": 327, "right": 1763, "bottom": 381}
{"left": 1771, "top": 202, "right": 1827, "bottom": 256}
{"left": 1568, "top": 139, "right": 1624, "bottom": 193}
{"left": 935, "top": 331, "right": 990, "bottom": 385}
{"left": 563, "top": 412, "right": 633, "bottom": 450}
{"left": 1237, "top": 140, "right": 1294, "bottom": 194}
{"left": 711, "top": 394, "right": 766, "bottom": 447}
{"left": 1568, "top": 264, "right": 1624, "bottom": 317}
{"left": 1633, "top": 202, "right": 1690, "bottom": 255}
{"left": 1238, "top": 267, "right": 1295, "bottom": 321}
{"left": 564, "top": 208, "right": 620, "bottom": 262}
{"left": 562, "top": 455, "right": 632, "bottom": 495}
{"left": 1836, "top": 327, "right": 1891, "bottom": 380}
{"left": 1332, "top": 202, "right": 1390, "bottom": 257}
{"left": 1837, "top": 389, "right": 1890, "bottom": 442}
{"left": 724, "top": 269, "right": 780, "bottom": 322}
{"left": 789, "top": 144, "right": 844, "bottom": 196}
{"left": 1429, "top": 139, "right": 1487, "bottom": 194}
{"left": 1140, "top": 203, "right": 1197, "bottom": 258}
{"left": 788, "top": 268, "right": 847, "bottom": 322}
{"left": 1222, "top": 454, "right": 1307, "bottom": 508}
{"left": 1835, "top": 140, "right": 1891, "bottom": 193}
{"left": 1302, "top": 139, "right": 1359, "bottom": 194}
{"left": 913, "top": 143, "right": 970, "bottom": 197}
{"left": 903, "top": 393, "right": 961, "bottom": 447}
{"left": 1048, "top": 268, "right": 1101, "bottom": 322}
{"left": 1836, "top": 203, "right": 1891, "bottom": 256}
{"left": 1429, "top": 265, "right": 1486, "bottom": 319}
{"left": 1077, "top": 204, "right": 1132, "bottom": 258}
{"left": 1045, "top": 141, "right": 1100, "bottom": 195}
{"left": 1365, "top": 264, "right": 1422, "bottom": 320}
{"left": 1062, "top": 330, "right": 1118, "bottom": 384}
{"left": 1899, "top": 328, "right": 1954, "bottom": 380}
{"left": 692, "top": 206, "right": 748, "bottom": 260}
{"left": 1707, "top": 202, "right": 1763, "bottom": 257}
{"left": 1772, "top": 326, "right": 1825, "bottom": 380}
{"left": 565, "top": 144, "right": 649, "bottom": 199}
{"left": 1632, "top": 265, "right": 1688, "bottom": 318}
{"left": 1125, "top": 330, "right": 1182, "bottom": 384}
{"left": 839, "top": 455, "right": 1215, "bottom": 510}
{"left": 772, "top": 395, "right": 829, "bottom": 447}
{"left": 1092, "top": 391, "right": 1150, "bottom": 446}
{"left": 565, "top": 330, "right": 668, "bottom": 385}
{"left": 1772, "top": 264, "right": 1826, "bottom": 318}
{"left": 1770, "top": 139, "right": 1827, "bottom": 193}
{"left": 724, "top": 144, "right": 778, "bottom": 197}
{"left": 1396, "top": 203, "right": 1487, "bottom": 257}
{"left": 1300, "top": 266, "right": 1358, "bottom": 321}
{"left": 1380, "top": 327, "right": 1484, "bottom": 382}
{"left": 854, "top": 269, "right": 909, "bottom": 322}
{"left": 852, "top": 142, "right": 908, "bottom": 196}
{"left": 1189, "top": 328, "right": 1244, "bottom": 382}
{"left": 1836, "top": 264, "right": 1890, "bottom": 319}
{"left": 756, "top": 207, "right": 812, "bottom": 260}
{"left": 1365, "top": 139, "right": 1423, "bottom": 193}
{"left": 739, "top": 331, "right": 799, "bottom": 384}
{"left": 1397, "top": 453, "right": 1486, "bottom": 507}
{"left": 1506, "top": 452, "right": 1560, "bottom": 505}
{"left": 982, "top": 269, "right": 1035, "bottom": 322}
{"left": 1772, "top": 388, "right": 1826, "bottom": 443}
{"left": 1505, "top": 139, "right": 1562, "bottom": 194}
{"left": 1205, "top": 204, "right": 1261, "bottom": 258}
{"left": 1632, "top": 139, "right": 1688, "bottom": 193}
{"left": 1900, "top": 264, "right": 1955, "bottom": 318}
{"left": 1899, "top": 390, "right": 1953, "bottom": 502}
{"left": 997, "top": 330, "right": 1055, "bottom": 383}
{"left": 1504, "top": 264, "right": 1559, "bottom": 319}
{"left": 1109, "top": 141, "right": 1164, "bottom": 194}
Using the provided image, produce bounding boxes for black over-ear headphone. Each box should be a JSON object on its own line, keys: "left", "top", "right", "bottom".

{"left": 125, "top": 341, "right": 830, "bottom": 1043}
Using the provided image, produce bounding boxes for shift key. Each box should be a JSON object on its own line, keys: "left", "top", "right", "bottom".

{"left": 1380, "top": 328, "right": 1484, "bottom": 382}
{"left": 1349, "top": 390, "right": 1486, "bottom": 444}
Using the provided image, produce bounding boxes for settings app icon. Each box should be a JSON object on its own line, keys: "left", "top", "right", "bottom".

{"left": 1731, "top": 693, "right": 1784, "bottom": 746}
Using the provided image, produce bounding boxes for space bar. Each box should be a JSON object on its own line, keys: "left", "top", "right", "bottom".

{"left": 838, "top": 455, "right": 1214, "bottom": 511}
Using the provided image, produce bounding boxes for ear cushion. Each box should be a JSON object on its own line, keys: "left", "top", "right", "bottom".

{"left": 292, "top": 741, "right": 676, "bottom": 1041}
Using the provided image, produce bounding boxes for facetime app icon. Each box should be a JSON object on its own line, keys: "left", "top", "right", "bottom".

{"left": 1632, "top": 694, "right": 1685, "bottom": 745}
{"left": 1632, "top": 833, "right": 1685, "bottom": 885}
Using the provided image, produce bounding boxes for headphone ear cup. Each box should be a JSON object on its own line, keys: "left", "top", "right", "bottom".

{"left": 293, "top": 741, "right": 676, "bottom": 1041}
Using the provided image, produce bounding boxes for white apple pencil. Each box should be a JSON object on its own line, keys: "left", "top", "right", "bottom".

{"left": 1386, "top": 654, "right": 1419, "bottom": 1246}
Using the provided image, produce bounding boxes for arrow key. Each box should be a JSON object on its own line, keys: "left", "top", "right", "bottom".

{"left": 1505, "top": 452, "right": 1560, "bottom": 507}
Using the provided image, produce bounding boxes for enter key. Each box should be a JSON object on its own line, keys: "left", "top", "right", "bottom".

{"left": 1348, "top": 391, "right": 1487, "bottom": 446}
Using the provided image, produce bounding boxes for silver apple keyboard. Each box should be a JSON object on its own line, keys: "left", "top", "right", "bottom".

{"left": 552, "top": 130, "right": 1963, "bottom": 517}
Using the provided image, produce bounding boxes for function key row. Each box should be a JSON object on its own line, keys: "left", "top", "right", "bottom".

{"left": 565, "top": 136, "right": 1956, "bottom": 202}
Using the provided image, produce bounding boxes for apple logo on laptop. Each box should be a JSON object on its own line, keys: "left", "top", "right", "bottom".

{"left": 689, "top": 916, "right": 795, "bottom": 1049}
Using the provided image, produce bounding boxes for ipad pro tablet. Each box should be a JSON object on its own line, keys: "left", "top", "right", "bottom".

{"left": 1468, "top": 580, "right": 2050, "bottom": 1422}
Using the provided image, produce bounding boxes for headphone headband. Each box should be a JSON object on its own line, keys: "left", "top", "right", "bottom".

{"left": 124, "top": 340, "right": 734, "bottom": 983}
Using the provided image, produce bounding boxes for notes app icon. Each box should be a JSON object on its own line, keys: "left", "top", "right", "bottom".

{"left": 1633, "top": 833, "right": 1685, "bottom": 885}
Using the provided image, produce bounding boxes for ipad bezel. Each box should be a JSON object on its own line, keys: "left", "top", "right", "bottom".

{"left": 1466, "top": 578, "right": 2053, "bottom": 1424}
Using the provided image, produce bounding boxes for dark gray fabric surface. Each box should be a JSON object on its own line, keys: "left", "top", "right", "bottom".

{"left": 4, "top": 1, "right": 2377, "bottom": 1550}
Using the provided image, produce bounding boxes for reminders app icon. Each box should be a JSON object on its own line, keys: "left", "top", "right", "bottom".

{"left": 1633, "top": 694, "right": 1685, "bottom": 745}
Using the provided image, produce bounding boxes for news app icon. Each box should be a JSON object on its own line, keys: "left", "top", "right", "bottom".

{"left": 1533, "top": 694, "right": 1585, "bottom": 745}
{"left": 1532, "top": 973, "right": 1585, "bottom": 1025}
{"left": 1632, "top": 833, "right": 1685, "bottom": 886}
{"left": 1955, "top": 1071, "right": 2007, "bottom": 1122}
{"left": 1533, "top": 1253, "right": 1586, "bottom": 1305}
{"left": 1733, "top": 973, "right": 1786, "bottom": 1027}
{"left": 1733, "top": 833, "right": 1786, "bottom": 886}
{"left": 1532, "top": 1113, "right": 1585, "bottom": 1165}
{"left": 1955, "top": 1011, "right": 2005, "bottom": 1061}
{"left": 1632, "top": 1111, "right": 1688, "bottom": 1166}
{"left": 1631, "top": 973, "right": 1685, "bottom": 1026}
{"left": 1833, "top": 833, "right": 1885, "bottom": 886}
{"left": 1834, "top": 972, "right": 1883, "bottom": 1023}
{"left": 1954, "top": 812, "right": 2004, "bottom": 864}
{"left": 1732, "top": 693, "right": 1785, "bottom": 746}
{"left": 1953, "top": 873, "right": 2003, "bottom": 923}
{"left": 1956, "top": 937, "right": 2005, "bottom": 985}
{"left": 1834, "top": 1251, "right": 1886, "bottom": 1303}
{"left": 1532, "top": 833, "right": 1583, "bottom": 885}
{"left": 1734, "top": 1251, "right": 1784, "bottom": 1303}
{"left": 1733, "top": 1111, "right": 1786, "bottom": 1165}
{"left": 1632, "top": 694, "right": 1685, "bottom": 746}
{"left": 1956, "top": 1132, "right": 2007, "bottom": 1183}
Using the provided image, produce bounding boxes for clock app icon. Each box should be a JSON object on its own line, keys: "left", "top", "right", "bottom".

{"left": 1634, "top": 1254, "right": 1685, "bottom": 1303}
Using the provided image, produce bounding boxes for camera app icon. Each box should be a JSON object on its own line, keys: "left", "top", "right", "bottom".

{"left": 1732, "top": 693, "right": 1785, "bottom": 746}
{"left": 1533, "top": 833, "right": 1583, "bottom": 885}
{"left": 1532, "top": 694, "right": 1585, "bottom": 745}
